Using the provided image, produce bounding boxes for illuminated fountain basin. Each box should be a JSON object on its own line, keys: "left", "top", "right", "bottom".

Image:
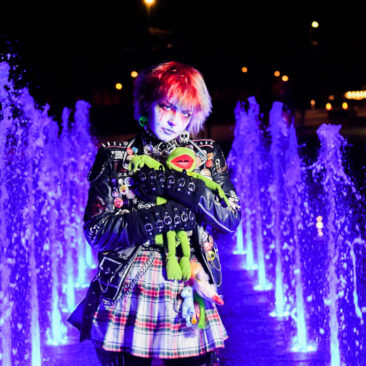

{"left": 0, "top": 61, "right": 97, "bottom": 365}
{"left": 229, "top": 100, "right": 366, "bottom": 364}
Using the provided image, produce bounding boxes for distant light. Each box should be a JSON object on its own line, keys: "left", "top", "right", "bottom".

{"left": 274, "top": 70, "right": 280, "bottom": 77}
{"left": 345, "top": 90, "right": 366, "bottom": 100}
{"left": 312, "top": 21, "right": 319, "bottom": 28}
{"left": 131, "top": 71, "right": 138, "bottom": 78}
{"left": 342, "top": 102, "right": 349, "bottom": 110}
{"left": 326, "top": 102, "right": 332, "bottom": 111}
{"left": 282, "top": 75, "right": 289, "bottom": 82}
{"left": 115, "top": 83, "right": 123, "bottom": 90}
{"left": 310, "top": 99, "right": 316, "bottom": 108}
{"left": 241, "top": 66, "right": 248, "bottom": 73}
{"left": 316, "top": 222, "right": 324, "bottom": 230}
{"left": 328, "top": 95, "right": 335, "bottom": 100}
{"left": 144, "top": 0, "right": 155, "bottom": 6}
{"left": 316, "top": 216, "right": 324, "bottom": 236}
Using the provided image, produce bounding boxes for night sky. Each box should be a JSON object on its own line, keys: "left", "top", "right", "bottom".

{"left": 1, "top": 3, "right": 365, "bottom": 135}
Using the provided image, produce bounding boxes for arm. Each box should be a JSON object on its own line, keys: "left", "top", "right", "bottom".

{"left": 83, "top": 146, "right": 197, "bottom": 252}
{"left": 83, "top": 146, "right": 132, "bottom": 252}
{"left": 195, "top": 141, "right": 241, "bottom": 233}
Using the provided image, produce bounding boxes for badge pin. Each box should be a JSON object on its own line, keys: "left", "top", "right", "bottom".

{"left": 206, "top": 250, "right": 215, "bottom": 261}
{"left": 114, "top": 198, "right": 123, "bottom": 208}
{"left": 205, "top": 160, "right": 213, "bottom": 168}
{"left": 145, "top": 145, "right": 154, "bottom": 154}
{"left": 200, "top": 168, "right": 212, "bottom": 179}
{"left": 119, "top": 185, "right": 129, "bottom": 195}
{"left": 124, "top": 177, "right": 134, "bottom": 186}
{"left": 126, "top": 189, "right": 136, "bottom": 199}
{"left": 112, "top": 188, "right": 120, "bottom": 198}
{"left": 203, "top": 241, "right": 213, "bottom": 252}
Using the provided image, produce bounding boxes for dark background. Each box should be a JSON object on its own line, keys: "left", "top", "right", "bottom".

{"left": 1, "top": 3, "right": 365, "bottom": 136}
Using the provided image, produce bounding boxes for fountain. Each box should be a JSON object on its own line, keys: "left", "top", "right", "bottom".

{"left": 229, "top": 100, "right": 366, "bottom": 364}
{"left": 0, "top": 60, "right": 97, "bottom": 365}
{"left": 1, "top": 51, "right": 366, "bottom": 365}
{"left": 228, "top": 97, "right": 271, "bottom": 290}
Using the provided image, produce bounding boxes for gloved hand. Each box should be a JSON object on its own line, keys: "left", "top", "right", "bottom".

{"left": 133, "top": 167, "right": 205, "bottom": 212}
{"left": 163, "top": 169, "right": 205, "bottom": 212}
{"left": 126, "top": 200, "right": 196, "bottom": 245}
{"left": 133, "top": 166, "right": 166, "bottom": 202}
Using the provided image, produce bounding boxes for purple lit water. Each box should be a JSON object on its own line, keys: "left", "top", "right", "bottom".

{"left": 0, "top": 61, "right": 97, "bottom": 365}
{"left": 229, "top": 100, "right": 366, "bottom": 365}
{"left": 228, "top": 97, "right": 270, "bottom": 290}
{"left": 1, "top": 55, "right": 366, "bottom": 365}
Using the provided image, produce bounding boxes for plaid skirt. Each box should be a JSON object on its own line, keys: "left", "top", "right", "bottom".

{"left": 90, "top": 249, "right": 228, "bottom": 359}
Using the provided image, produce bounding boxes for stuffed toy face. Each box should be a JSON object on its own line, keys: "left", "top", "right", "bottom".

{"left": 166, "top": 147, "right": 196, "bottom": 172}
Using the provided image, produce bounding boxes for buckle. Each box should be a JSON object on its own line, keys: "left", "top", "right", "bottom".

{"left": 188, "top": 182, "right": 195, "bottom": 191}
{"left": 156, "top": 219, "right": 164, "bottom": 230}
{"left": 178, "top": 177, "right": 185, "bottom": 188}
{"left": 139, "top": 171, "right": 147, "bottom": 182}
{"left": 158, "top": 171, "right": 166, "bottom": 183}
{"left": 144, "top": 223, "right": 153, "bottom": 233}
{"left": 167, "top": 174, "right": 175, "bottom": 185}
{"left": 174, "top": 214, "right": 181, "bottom": 225}
{"left": 181, "top": 211, "right": 188, "bottom": 222}
{"left": 164, "top": 215, "right": 172, "bottom": 225}
{"left": 148, "top": 170, "right": 157, "bottom": 180}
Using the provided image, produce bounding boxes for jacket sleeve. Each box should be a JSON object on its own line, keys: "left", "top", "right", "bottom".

{"left": 196, "top": 141, "right": 241, "bottom": 233}
{"left": 83, "top": 146, "right": 136, "bottom": 252}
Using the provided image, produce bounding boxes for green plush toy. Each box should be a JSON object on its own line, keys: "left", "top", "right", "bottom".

{"left": 129, "top": 147, "right": 231, "bottom": 281}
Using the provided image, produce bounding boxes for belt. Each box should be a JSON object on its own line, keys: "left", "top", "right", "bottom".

{"left": 141, "top": 245, "right": 165, "bottom": 252}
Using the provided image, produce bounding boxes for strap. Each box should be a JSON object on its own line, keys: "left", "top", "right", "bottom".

{"left": 118, "top": 251, "right": 156, "bottom": 299}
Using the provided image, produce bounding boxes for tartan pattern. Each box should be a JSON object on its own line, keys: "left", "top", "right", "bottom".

{"left": 91, "top": 251, "right": 228, "bottom": 359}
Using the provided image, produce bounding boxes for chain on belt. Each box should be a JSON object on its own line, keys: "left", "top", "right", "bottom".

{"left": 118, "top": 251, "right": 157, "bottom": 300}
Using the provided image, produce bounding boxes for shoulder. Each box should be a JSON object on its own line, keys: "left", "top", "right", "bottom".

{"left": 190, "top": 138, "right": 223, "bottom": 153}
{"left": 190, "top": 138, "right": 226, "bottom": 161}
{"left": 190, "top": 138, "right": 228, "bottom": 174}
{"left": 87, "top": 138, "right": 136, "bottom": 182}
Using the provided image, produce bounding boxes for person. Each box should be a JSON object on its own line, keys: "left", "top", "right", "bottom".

{"left": 68, "top": 61, "right": 241, "bottom": 366}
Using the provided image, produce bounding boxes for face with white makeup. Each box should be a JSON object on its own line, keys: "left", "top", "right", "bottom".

{"left": 146, "top": 99, "right": 193, "bottom": 142}
{"left": 134, "top": 61, "right": 212, "bottom": 139}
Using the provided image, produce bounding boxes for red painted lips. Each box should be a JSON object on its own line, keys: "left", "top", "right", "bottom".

{"left": 170, "top": 154, "right": 194, "bottom": 170}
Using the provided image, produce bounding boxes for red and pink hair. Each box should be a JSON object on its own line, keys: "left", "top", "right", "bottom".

{"left": 134, "top": 61, "right": 212, "bottom": 137}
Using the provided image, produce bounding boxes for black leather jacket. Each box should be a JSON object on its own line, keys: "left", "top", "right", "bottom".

{"left": 83, "top": 130, "right": 241, "bottom": 288}
{"left": 68, "top": 129, "right": 241, "bottom": 341}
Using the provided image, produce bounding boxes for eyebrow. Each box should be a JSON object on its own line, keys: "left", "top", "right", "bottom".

{"left": 161, "top": 101, "right": 192, "bottom": 114}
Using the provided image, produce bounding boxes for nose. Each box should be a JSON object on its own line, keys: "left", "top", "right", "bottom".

{"left": 167, "top": 112, "right": 180, "bottom": 127}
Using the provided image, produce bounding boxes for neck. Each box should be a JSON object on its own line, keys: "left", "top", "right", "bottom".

{"left": 139, "top": 127, "right": 181, "bottom": 158}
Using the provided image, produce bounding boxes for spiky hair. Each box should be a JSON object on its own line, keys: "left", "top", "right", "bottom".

{"left": 134, "top": 61, "right": 212, "bottom": 137}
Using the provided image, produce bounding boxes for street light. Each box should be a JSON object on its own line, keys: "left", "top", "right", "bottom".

{"left": 115, "top": 83, "right": 123, "bottom": 90}
{"left": 144, "top": 0, "right": 156, "bottom": 21}
{"left": 311, "top": 21, "right": 319, "bottom": 28}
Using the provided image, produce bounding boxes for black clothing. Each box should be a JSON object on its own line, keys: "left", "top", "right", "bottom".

{"left": 68, "top": 128, "right": 241, "bottom": 343}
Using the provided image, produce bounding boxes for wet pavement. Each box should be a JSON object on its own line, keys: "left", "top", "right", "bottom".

{"left": 43, "top": 233, "right": 348, "bottom": 366}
